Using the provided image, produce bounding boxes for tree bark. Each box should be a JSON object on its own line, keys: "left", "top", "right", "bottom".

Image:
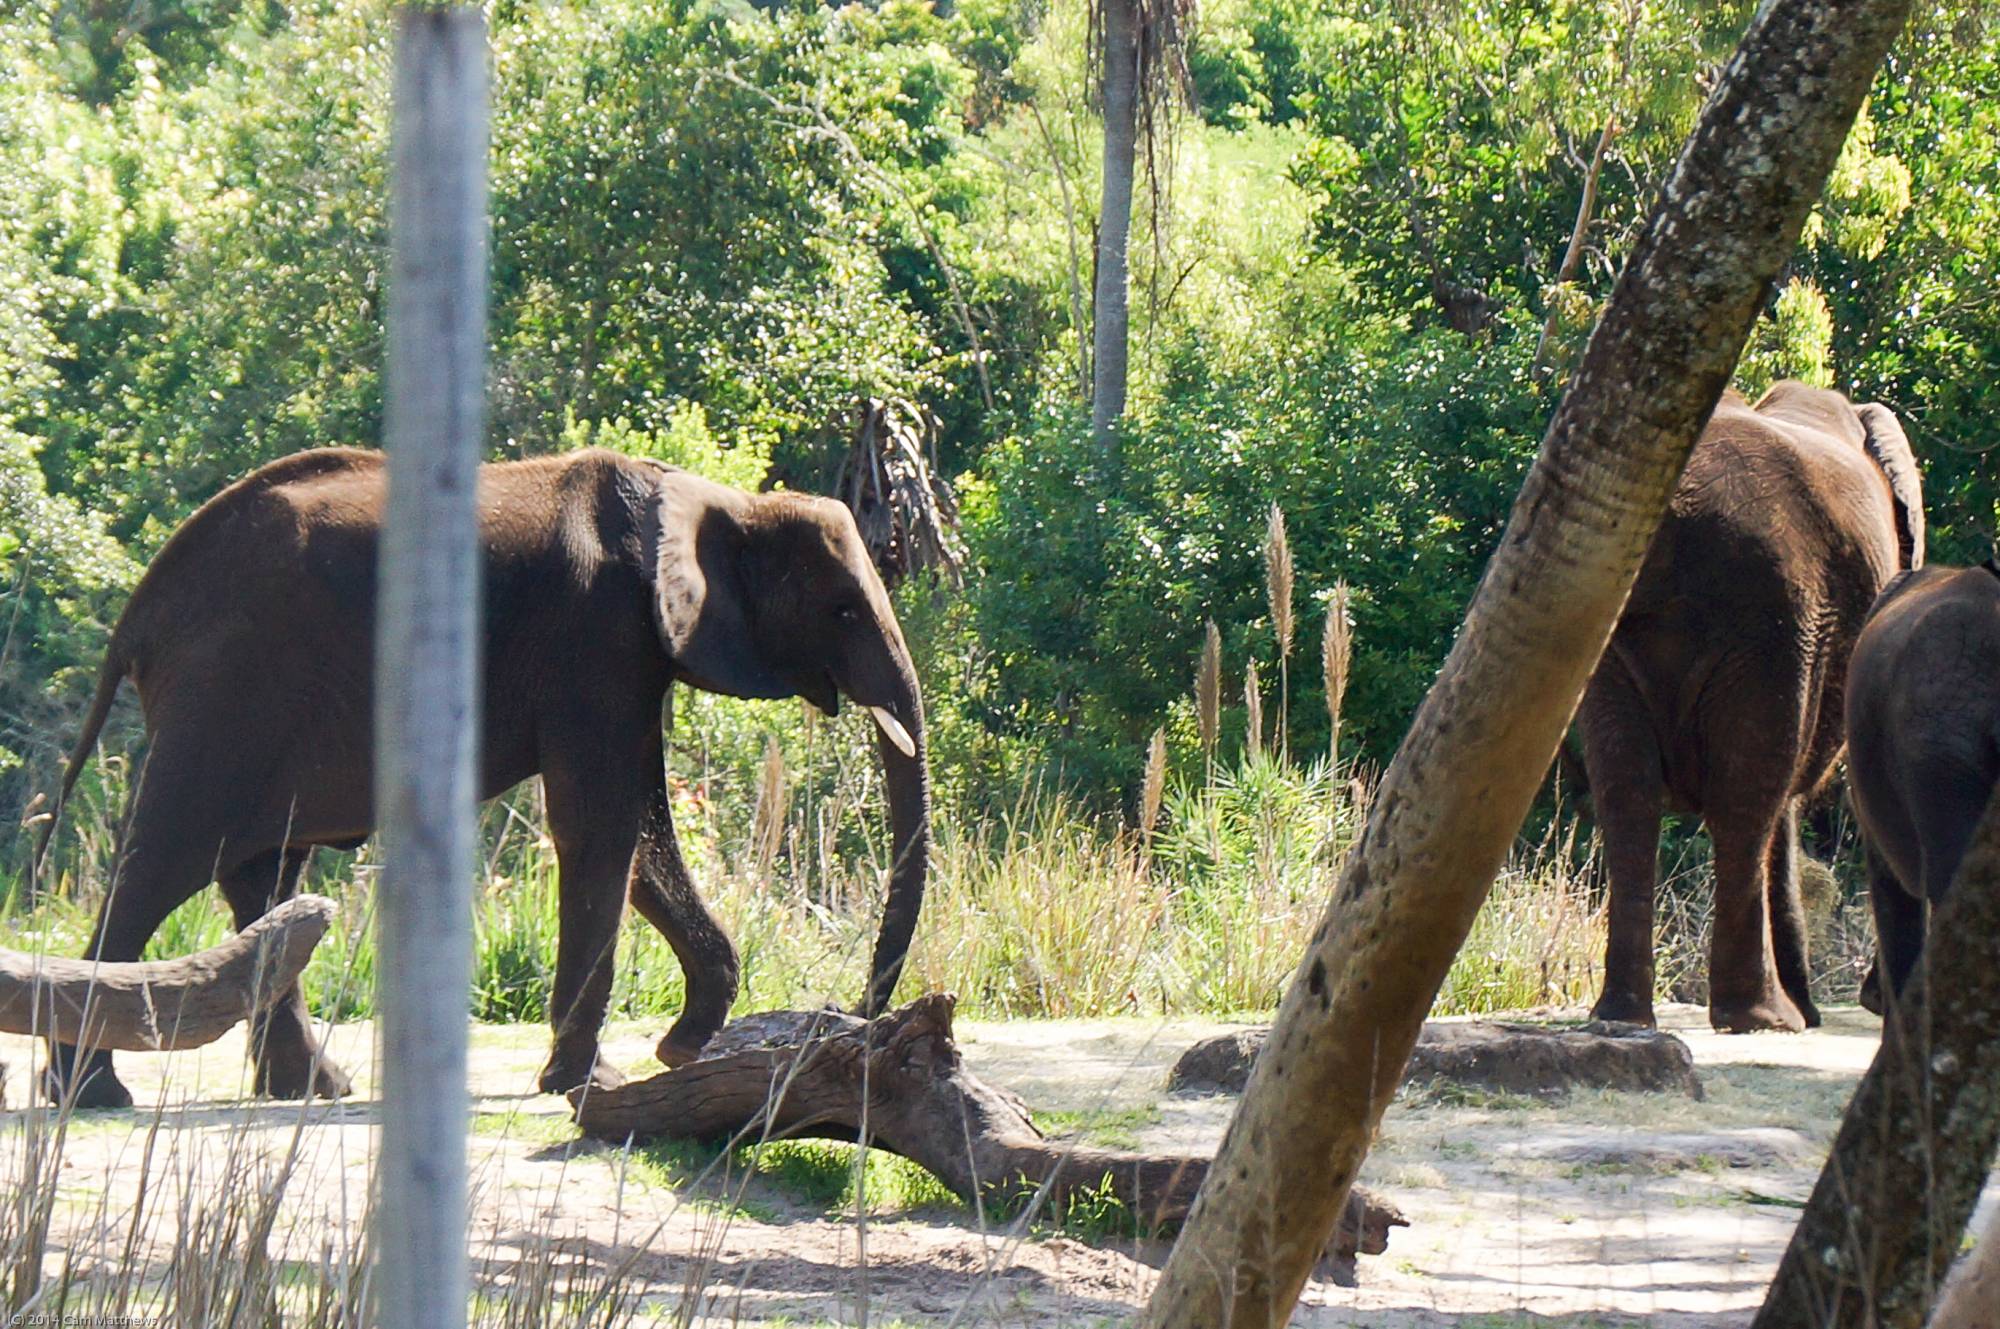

{"left": 1136, "top": 3, "right": 1914, "bottom": 1326}
{"left": 1091, "top": 0, "right": 1138, "bottom": 449}
{"left": 0, "top": 895, "right": 336, "bottom": 1051}
{"left": 1753, "top": 789, "right": 2000, "bottom": 1329}
{"left": 569, "top": 996, "right": 1405, "bottom": 1283}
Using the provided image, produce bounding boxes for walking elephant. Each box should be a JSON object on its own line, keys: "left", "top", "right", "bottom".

{"left": 1579, "top": 382, "right": 1923, "bottom": 1033}
{"left": 33, "top": 447, "right": 930, "bottom": 1108}
{"left": 1845, "top": 559, "right": 2000, "bottom": 1014}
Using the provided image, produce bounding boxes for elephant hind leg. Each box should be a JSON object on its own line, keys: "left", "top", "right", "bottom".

{"left": 1706, "top": 807, "right": 1805, "bottom": 1033}
{"left": 217, "top": 847, "right": 350, "bottom": 1099}
{"left": 630, "top": 784, "right": 739, "bottom": 1068}
{"left": 1864, "top": 842, "right": 1922, "bottom": 1017}
{"left": 1581, "top": 669, "right": 1666, "bottom": 1027}
{"left": 1765, "top": 801, "right": 1821, "bottom": 1028}
{"left": 47, "top": 749, "right": 246, "bottom": 1108}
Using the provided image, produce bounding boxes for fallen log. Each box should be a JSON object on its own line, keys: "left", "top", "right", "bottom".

{"left": 0, "top": 895, "right": 338, "bottom": 1051}
{"left": 1167, "top": 1018, "right": 1701, "bottom": 1099}
{"left": 570, "top": 993, "right": 1406, "bottom": 1283}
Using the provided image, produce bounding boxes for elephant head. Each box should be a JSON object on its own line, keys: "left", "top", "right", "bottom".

{"left": 645, "top": 466, "right": 929, "bottom": 1016}
{"left": 1854, "top": 402, "right": 1925, "bottom": 571}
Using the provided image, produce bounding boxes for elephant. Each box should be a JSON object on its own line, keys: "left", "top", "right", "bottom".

{"left": 1578, "top": 381, "right": 1923, "bottom": 1033}
{"left": 32, "top": 446, "right": 931, "bottom": 1108}
{"left": 1845, "top": 558, "right": 2000, "bottom": 1014}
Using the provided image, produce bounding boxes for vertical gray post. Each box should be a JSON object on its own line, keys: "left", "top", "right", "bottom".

{"left": 375, "top": 9, "right": 487, "bottom": 1328}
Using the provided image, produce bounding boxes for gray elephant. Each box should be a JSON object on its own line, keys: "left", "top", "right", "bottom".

{"left": 1846, "top": 558, "right": 2000, "bottom": 1014}
{"left": 36, "top": 446, "right": 930, "bottom": 1108}
{"left": 1580, "top": 382, "right": 1924, "bottom": 1033}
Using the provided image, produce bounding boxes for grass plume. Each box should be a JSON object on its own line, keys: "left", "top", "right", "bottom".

{"left": 1264, "top": 505, "right": 1294, "bottom": 757}
{"left": 1196, "top": 621, "right": 1222, "bottom": 764}
{"left": 1322, "top": 581, "right": 1353, "bottom": 770}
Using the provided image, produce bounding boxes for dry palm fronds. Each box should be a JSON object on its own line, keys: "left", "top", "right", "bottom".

{"left": 829, "top": 397, "right": 965, "bottom": 587}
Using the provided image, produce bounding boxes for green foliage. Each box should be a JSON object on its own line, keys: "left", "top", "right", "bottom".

{"left": 4, "top": 0, "right": 1999, "bottom": 1010}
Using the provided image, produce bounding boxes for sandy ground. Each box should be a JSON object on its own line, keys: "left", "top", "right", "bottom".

{"left": 1, "top": 1003, "right": 1993, "bottom": 1326}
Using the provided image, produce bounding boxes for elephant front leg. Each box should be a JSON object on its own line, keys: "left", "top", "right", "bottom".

{"left": 629, "top": 775, "right": 739, "bottom": 1068}
{"left": 538, "top": 762, "right": 642, "bottom": 1095}
{"left": 1764, "top": 802, "right": 1821, "bottom": 1028}
{"left": 1707, "top": 814, "right": 1806, "bottom": 1033}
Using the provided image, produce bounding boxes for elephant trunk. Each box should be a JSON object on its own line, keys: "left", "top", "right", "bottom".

{"left": 863, "top": 673, "right": 929, "bottom": 1017}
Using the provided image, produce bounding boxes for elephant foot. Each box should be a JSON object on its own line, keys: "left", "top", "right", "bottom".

{"left": 1710, "top": 994, "right": 1807, "bottom": 1034}
{"left": 256, "top": 1053, "right": 353, "bottom": 1101}
{"left": 44, "top": 1063, "right": 133, "bottom": 1111}
{"left": 538, "top": 1053, "right": 625, "bottom": 1095}
{"left": 1795, "top": 997, "right": 1823, "bottom": 1029}
{"left": 1589, "top": 992, "right": 1657, "bottom": 1028}
{"left": 655, "top": 1033, "right": 711, "bottom": 1070}
{"left": 1858, "top": 965, "right": 1885, "bottom": 1017}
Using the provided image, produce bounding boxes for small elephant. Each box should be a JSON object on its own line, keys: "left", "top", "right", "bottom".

{"left": 1845, "top": 559, "right": 2000, "bottom": 1014}
{"left": 35, "top": 447, "right": 931, "bottom": 1107}
{"left": 1580, "top": 382, "right": 1924, "bottom": 1033}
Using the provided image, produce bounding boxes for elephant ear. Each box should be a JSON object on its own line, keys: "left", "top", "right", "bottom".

{"left": 1855, "top": 402, "right": 1926, "bottom": 570}
{"left": 645, "top": 468, "right": 789, "bottom": 698}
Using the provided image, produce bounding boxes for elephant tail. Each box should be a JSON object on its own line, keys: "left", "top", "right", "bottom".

{"left": 30, "top": 645, "right": 129, "bottom": 881}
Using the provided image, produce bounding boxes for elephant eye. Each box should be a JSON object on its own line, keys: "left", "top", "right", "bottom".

{"left": 834, "top": 604, "right": 861, "bottom": 623}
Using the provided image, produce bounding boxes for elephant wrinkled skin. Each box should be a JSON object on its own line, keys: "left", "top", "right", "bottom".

{"left": 1579, "top": 382, "right": 1924, "bottom": 1034}
{"left": 1845, "top": 560, "right": 2000, "bottom": 1014}
{"left": 35, "top": 447, "right": 931, "bottom": 1109}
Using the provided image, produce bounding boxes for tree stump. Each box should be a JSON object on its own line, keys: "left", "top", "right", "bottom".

{"left": 570, "top": 994, "right": 1406, "bottom": 1284}
{"left": 1167, "top": 1018, "right": 1701, "bottom": 1099}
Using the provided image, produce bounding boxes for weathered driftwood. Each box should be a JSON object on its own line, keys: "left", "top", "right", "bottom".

{"left": 571, "top": 994, "right": 1406, "bottom": 1282}
{"left": 1167, "top": 1019, "right": 1701, "bottom": 1099}
{"left": 0, "top": 895, "right": 337, "bottom": 1051}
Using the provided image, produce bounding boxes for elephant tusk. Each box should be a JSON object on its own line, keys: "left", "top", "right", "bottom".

{"left": 869, "top": 706, "right": 917, "bottom": 758}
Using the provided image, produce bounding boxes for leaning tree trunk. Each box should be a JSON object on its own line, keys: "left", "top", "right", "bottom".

{"left": 1753, "top": 788, "right": 2000, "bottom": 1329}
{"left": 0, "top": 895, "right": 336, "bottom": 1050}
{"left": 1090, "top": 0, "right": 1138, "bottom": 450}
{"left": 1137, "top": 3, "right": 1915, "bottom": 1326}
{"left": 1928, "top": 1198, "right": 2000, "bottom": 1329}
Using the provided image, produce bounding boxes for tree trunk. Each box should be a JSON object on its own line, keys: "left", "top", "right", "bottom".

{"left": 1136, "top": 3, "right": 1914, "bottom": 1325}
{"left": 1753, "top": 788, "right": 2000, "bottom": 1329}
{"left": 0, "top": 895, "right": 336, "bottom": 1050}
{"left": 1091, "top": 0, "right": 1138, "bottom": 449}
{"left": 570, "top": 997, "right": 1406, "bottom": 1283}
{"left": 1928, "top": 1200, "right": 2000, "bottom": 1329}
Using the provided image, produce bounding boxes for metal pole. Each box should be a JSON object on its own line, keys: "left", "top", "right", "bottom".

{"left": 375, "top": 9, "right": 487, "bottom": 1327}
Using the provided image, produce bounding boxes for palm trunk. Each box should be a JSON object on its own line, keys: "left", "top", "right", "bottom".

{"left": 1136, "top": 2, "right": 1914, "bottom": 1325}
{"left": 863, "top": 686, "right": 930, "bottom": 1017}
{"left": 1091, "top": 0, "right": 1138, "bottom": 449}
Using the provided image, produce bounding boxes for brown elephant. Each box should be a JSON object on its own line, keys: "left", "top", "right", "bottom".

{"left": 1845, "top": 559, "right": 2000, "bottom": 1014}
{"left": 1579, "top": 382, "right": 1923, "bottom": 1033}
{"left": 33, "top": 446, "right": 930, "bottom": 1108}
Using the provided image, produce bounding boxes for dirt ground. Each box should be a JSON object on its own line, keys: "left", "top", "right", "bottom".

{"left": 2, "top": 1002, "right": 1993, "bottom": 1326}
